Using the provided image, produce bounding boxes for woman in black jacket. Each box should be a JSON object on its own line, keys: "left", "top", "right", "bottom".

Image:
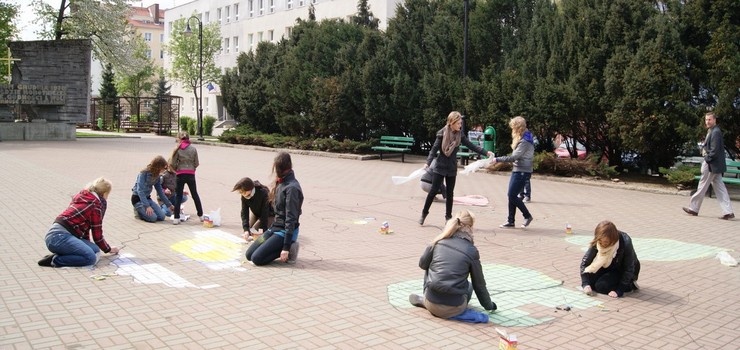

{"left": 232, "top": 177, "right": 274, "bottom": 241}
{"left": 419, "top": 111, "right": 493, "bottom": 226}
{"left": 246, "top": 152, "right": 303, "bottom": 265}
{"left": 580, "top": 220, "right": 640, "bottom": 298}
{"left": 409, "top": 210, "right": 497, "bottom": 319}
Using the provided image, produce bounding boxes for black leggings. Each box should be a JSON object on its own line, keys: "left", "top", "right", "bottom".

{"left": 422, "top": 173, "right": 456, "bottom": 219}
{"left": 174, "top": 173, "right": 203, "bottom": 218}
{"left": 585, "top": 268, "right": 631, "bottom": 294}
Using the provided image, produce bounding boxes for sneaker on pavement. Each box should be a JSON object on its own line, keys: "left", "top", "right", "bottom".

{"left": 682, "top": 207, "right": 698, "bottom": 216}
{"left": 409, "top": 293, "right": 425, "bottom": 308}
{"left": 172, "top": 218, "right": 180, "bottom": 225}
{"left": 521, "top": 216, "right": 533, "bottom": 228}
{"left": 523, "top": 197, "right": 531, "bottom": 203}
{"left": 287, "top": 241, "right": 300, "bottom": 264}
{"left": 499, "top": 222, "right": 515, "bottom": 228}
{"left": 38, "top": 254, "right": 55, "bottom": 267}
{"left": 133, "top": 208, "right": 139, "bottom": 219}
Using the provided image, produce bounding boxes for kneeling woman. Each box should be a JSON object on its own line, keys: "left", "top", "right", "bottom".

{"left": 38, "top": 177, "right": 120, "bottom": 267}
{"left": 246, "top": 152, "right": 303, "bottom": 265}
{"left": 132, "top": 155, "right": 173, "bottom": 222}
{"left": 580, "top": 220, "right": 641, "bottom": 298}
{"left": 409, "top": 210, "right": 497, "bottom": 318}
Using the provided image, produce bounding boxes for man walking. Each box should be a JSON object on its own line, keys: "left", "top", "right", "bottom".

{"left": 683, "top": 112, "right": 734, "bottom": 220}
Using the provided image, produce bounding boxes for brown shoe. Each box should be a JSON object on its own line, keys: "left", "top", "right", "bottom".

{"left": 682, "top": 207, "right": 698, "bottom": 216}
{"left": 719, "top": 213, "right": 735, "bottom": 220}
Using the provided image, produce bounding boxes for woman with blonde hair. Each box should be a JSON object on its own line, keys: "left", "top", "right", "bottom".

{"left": 491, "top": 116, "right": 535, "bottom": 228}
{"left": 409, "top": 210, "right": 497, "bottom": 319}
{"left": 131, "top": 155, "right": 173, "bottom": 222}
{"left": 38, "top": 177, "right": 120, "bottom": 267}
{"left": 419, "top": 111, "right": 493, "bottom": 225}
{"left": 580, "top": 220, "right": 640, "bottom": 298}
{"left": 169, "top": 131, "right": 204, "bottom": 224}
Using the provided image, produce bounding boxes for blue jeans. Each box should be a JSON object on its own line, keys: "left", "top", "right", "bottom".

{"left": 45, "top": 223, "right": 100, "bottom": 267}
{"left": 135, "top": 198, "right": 167, "bottom": 222}
{"left": 507, "top": 172, "right": 532, "bottom": 224}
{"left": 518, "top": 177, "right": 531, "bottom": 199}
{"left": 162, "top": 194, "right": 188, "bottom": 216}
{"left": 246, "top": 228, "right": 299, "bottom": 266}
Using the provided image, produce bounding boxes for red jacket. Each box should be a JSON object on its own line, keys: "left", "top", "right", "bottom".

{"left": 54, "top": 190, "right": 111, "bottom": 253}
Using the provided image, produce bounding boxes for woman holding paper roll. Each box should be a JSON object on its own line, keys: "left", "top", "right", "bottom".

{"left": 419, "top": 111, "right": 493, "bottom": 226}
{"left": 490, "top": 116, "right": 534, "bottom": 229}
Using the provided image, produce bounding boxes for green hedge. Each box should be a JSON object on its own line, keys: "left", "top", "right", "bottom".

{"left": 220, "top": 125, "right": 374, "bottom": 154}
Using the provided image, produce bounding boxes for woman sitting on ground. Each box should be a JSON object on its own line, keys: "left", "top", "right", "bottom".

{"left": 409, "top": 210, "right": 497, "bottom": 318}
{"left": 580, "top": 220, "right": 641, "bottom": 298}
{"left": 38, "top": 177, "right": 120, "bottom": 267}
{"left": 232, "top": 177, "right": 275, "bottom": 241}
{"left": 132, "top": 155, "right": 173, "bottom": 222}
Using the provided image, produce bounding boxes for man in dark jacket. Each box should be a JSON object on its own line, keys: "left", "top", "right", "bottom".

{"left": 683, "top": 112, "right": 734, "bottom": 220}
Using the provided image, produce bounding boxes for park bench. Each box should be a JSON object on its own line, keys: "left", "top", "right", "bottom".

{"left": 458, "top": 140, "right": 484, "bottom": 165}
{"left": 694, "top": 160, "right": 740, "bottom": 197}
{"left": 372, "top": 136, "right": 414, "bottom": 162}
{"left": 120, "top": 120, "right": 154, "bottom": 133}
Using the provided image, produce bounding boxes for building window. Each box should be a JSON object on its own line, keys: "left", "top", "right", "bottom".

{"left": 160, "top": 50, "right": 164, "bottom": 59}
{"left": 248, "top": 0, "right": 254, "bottom": 17}
{"left": 205, "top": 97, "right": 210, "bottom": 112}
{"left": 258, "top": 31, "right": 263, "bottom": 42}
{"left": 248, "top": 33, "right": 254, "bottom": 51}
{"left": 268, "top": 30, "right": 274, "bottom": 42}
{"left": 190, "top": 98, "right": 195, "bottom": 112}
{"left": 233, "top": 36, "right": 239, "bottom": 52}
{"left": 144, "top": 32, "right": 152, "bottom": 41}
{"left": 146, "top": 49, "right": 152, "bottom": 58}
{"left": 204, "top": 11, "right": 209, "bottom": 23}
{"left": 269, "top": 0, "right": 275, "bottom": 13}
{"left": 224, "top": 37, "right": 230, "bottom": 53}
{"left": 287, "top": 0, "right": 293, "bottom": 9}
{"left": 299, "top": 0, "right": 304, "bottom": 6}
{"left": 217, "top": 8, "right": 222, "bottom": 23}
{"left": 258, "top": 0, "right": 264, "bottom": 16}
{"left": 168, "top": 21, "right": 173, "bottom": 33}
{"left": 285, "top": 26, "right": 292, "bottom": 38}
{"left": 225, "top": 6, "right": 230, "bottom": 22}
{"left": 234, "top": 4, "right": 239, "bottom": 20}
{"left": 159, "top": 33, "right": 164, "bottom": 42}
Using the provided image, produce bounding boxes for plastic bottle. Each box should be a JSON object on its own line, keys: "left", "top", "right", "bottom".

{"left": 565, "top": 223, "right": 572, "bottom": 235}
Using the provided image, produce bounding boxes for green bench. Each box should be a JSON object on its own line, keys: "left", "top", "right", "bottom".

{"left": 694, "top": 160, "right": 740, "bottom": 196}
{"left": 458, "top": 140, "right": 485, "bottom": 165}
{"left": 372, "top": 136, "right": 414, "bottom": 162}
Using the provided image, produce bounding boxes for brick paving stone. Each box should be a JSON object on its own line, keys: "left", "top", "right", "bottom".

{"left": 1, "top": 137, "right": 739, "bottom": 349}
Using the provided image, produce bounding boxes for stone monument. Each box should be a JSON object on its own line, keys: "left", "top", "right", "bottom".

{"left": 0, "top": 39, "right": 92, "bottom": 140}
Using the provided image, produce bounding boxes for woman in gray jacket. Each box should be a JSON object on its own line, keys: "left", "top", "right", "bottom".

{"left": 420, "top": 111, "right": 493, "bottom": 225}
{"left": 492, "top": 116, "right": 535, "bottom": 228}
{"left": 409, "top": 210, "right": 497, "bottom": 319}
{"left": 169, "top": 131, "right": 204, "bottom": 224}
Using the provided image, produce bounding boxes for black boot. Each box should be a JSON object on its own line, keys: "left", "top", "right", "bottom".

{"left": 38, "top": 254, "right": 55, "bottom": 267}
{"left": 418, "top": 213, "right": 428, "bottom": 226}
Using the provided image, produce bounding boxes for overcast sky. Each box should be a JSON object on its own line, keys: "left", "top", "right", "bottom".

{"left": 8, "top": 0, "right": 192, "bottom": 41}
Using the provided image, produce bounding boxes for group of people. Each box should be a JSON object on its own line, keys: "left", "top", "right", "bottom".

{"left": 38, "top": 131, "right": 304, "bottom": 268}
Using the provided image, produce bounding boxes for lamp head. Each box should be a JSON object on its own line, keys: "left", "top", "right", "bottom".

{"left": 183, "top": 22, "right": 193, "bottom": 35}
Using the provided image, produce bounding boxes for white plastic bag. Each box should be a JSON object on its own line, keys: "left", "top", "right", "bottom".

{"left": 716, "top": 251, "right": 737, "bottom": 267}
{"left": 459, "top": 157, "right": 493, "bottom": 175}
{"left": 391, "top": 168, "right": 426, "bottom": 185}
{"left": 209, "top": 208, "right": 222, "bottom": 227}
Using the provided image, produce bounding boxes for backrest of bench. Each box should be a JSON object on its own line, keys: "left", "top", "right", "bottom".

{"left": 727, "top": 160, "right": 740, "bottom": 168}
{"left": 380, "top": 136, "right": 414, "bottom": 147}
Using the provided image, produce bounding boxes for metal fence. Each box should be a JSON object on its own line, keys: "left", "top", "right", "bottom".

{"left": 88, "top": 96, "right": 183, "bottom": 135}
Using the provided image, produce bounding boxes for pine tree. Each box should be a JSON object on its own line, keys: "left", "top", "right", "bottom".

{"left": 98, "top": 63, "right": 118, "bottom": 129}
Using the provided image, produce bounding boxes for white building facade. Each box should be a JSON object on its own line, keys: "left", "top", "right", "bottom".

{"left": 163, "top": 0, "right": 403, "bottom": 124}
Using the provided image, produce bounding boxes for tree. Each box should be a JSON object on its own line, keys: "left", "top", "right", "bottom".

{"left": 30, "top": 0, "right": 148, "bottom": 75}
{"left": 351, "top": 0, "right": 380, "bottom": 29}
{"left": 116, "top": 61, "right": 155, "bottom": 120}
{"left": 0, "top": 1, "right": 19, "bottom": 84}
{"left": 166, "top": 15, "right": 221, "bottom": 129}
{"left": 98, "top": 63, "right": 118, "bottom": 129}
{"left": 149, "top": 74, "right": 172, "bottom": 126}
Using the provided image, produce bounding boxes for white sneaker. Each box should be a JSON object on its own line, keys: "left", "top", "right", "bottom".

{"left": 172, "top": 218, "right": 180, "bottom": 225}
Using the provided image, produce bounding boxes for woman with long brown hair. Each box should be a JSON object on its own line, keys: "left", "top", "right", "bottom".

{"left": 580, "top": 220, "right": 640, "bottom": 298}
{"left": 419, "top": 111, "right": 493, "bottom": 226}
{"left": 131, "top": 155, "right": 174, "bottom": 222}
{"left": 245, "top": 152, "right": 303, "bottom": 265}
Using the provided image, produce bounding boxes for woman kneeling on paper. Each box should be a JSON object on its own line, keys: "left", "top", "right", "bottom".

{"left": 580, "top": 220, "right": 640, "bottom": 298}
{"left": 409, "top": 210, "right": 497, "bottom": 319}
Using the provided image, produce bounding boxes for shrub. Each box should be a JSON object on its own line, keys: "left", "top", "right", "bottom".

{"left": 219, "top": 127, "right": 374, "bottom": 154}
{"left": 187, "top": 118, "right": 197, "bottom": 136}
{"left": 179, "top": 116, "right": 192, "bottom": 131}
{"left": 203, "top": 116, "right": 217, "bottom": 136}
{"left": 659, "top": 165, "right": 700, "bottom": 186}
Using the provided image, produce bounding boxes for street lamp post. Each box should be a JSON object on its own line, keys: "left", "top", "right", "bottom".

{"left": 184, "top": 16, "right": 204, "bottom": 141}
{"left": 461, "top": 0, "right": 469, "bottom": 134}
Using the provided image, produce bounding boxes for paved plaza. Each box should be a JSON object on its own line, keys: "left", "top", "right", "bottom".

{"left": 0, "top": 133, "right": 738, "bottom": 349}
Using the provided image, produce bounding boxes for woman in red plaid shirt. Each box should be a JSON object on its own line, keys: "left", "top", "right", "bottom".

{"left": 38, "top": 178, "right": 120, "bottom": 267}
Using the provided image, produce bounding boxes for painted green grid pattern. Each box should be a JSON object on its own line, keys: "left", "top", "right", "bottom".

{"left": 388, "top": 264, "right": 602, "bottom": 327}
{"left": 565, "top": 235, "right": 729, "bottom": 261}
